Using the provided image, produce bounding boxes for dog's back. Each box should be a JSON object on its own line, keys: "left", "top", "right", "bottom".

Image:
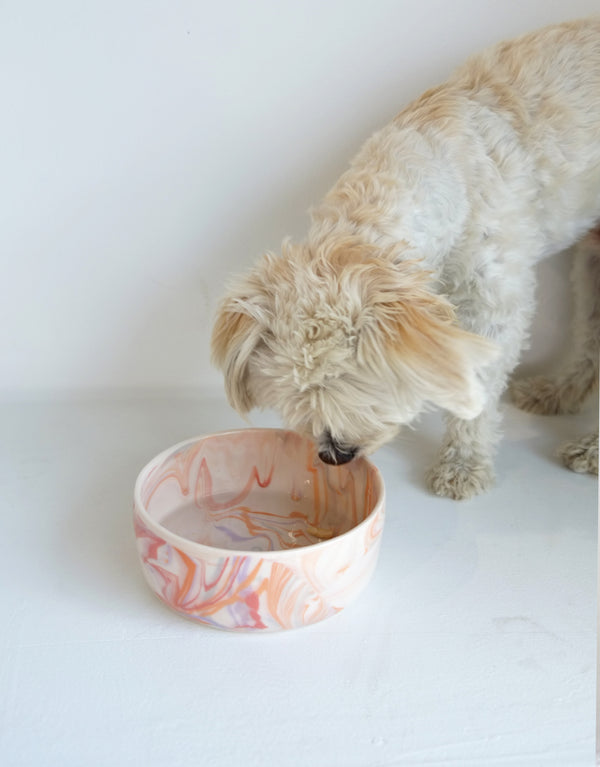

{"left": 452, "top": 19, "right": 600, "bottom": 251}
{"left": 457, "top": 19, "right": 600, "bottom": 101}
{"left": 353, "top": 18, "right": 600, "bottom": 260}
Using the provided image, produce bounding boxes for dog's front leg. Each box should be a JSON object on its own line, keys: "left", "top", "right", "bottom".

{"left": 426, "top": 406, "right": 501, "bottom": 500}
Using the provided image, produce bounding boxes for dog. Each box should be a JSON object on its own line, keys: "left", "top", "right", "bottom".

{"left": 211, "top": 19, "right": 600, "bottom": 500}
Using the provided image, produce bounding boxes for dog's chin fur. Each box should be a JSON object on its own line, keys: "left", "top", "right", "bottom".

{"left": 211, "top": 238, "right": 498, "bottom": 457}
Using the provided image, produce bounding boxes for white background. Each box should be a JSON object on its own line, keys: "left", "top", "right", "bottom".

{"left": 2, "top": 0, "right": 599, "bottom": 394}
{"left": 1, "top": 3, "right": 598, "bottom": 767}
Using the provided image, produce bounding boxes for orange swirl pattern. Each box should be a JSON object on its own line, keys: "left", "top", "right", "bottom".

{"left": 133, "top": 430, "right": 385, "bottom": 631}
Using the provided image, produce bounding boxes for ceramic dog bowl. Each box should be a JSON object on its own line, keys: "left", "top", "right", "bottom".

{"left": 133, "top": 428, "right": 385, "bottom": 631}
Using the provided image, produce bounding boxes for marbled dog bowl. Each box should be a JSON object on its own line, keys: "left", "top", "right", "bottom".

{"left": 134, "top": 428, "right": 385, "bottom": 631}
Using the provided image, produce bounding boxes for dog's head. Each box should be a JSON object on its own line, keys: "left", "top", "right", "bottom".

{"left": 211, "top": 239, "right": 497, "bottom": 464}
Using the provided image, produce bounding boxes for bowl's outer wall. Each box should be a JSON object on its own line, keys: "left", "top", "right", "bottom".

{"left": 133, "top": 504, "right": 384, "bottom": 631}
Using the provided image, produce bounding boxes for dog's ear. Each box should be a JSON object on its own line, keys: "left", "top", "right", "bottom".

{"left": 360, "top": 261, "right": 498, "bottom": 419}
{"left": 211, "top": 287, "right": 268, "bottom": 415}
{"left": 404, "top": 315, "right": 499, "bottom": 419}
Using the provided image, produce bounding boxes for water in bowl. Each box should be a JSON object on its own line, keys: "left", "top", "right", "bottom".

{"left": 160, "top": 489, "right": 338, "bottom": 552}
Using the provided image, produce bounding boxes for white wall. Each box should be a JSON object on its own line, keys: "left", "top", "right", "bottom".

{"left": 2, "top": 0, "right": 598, "bottom": 394}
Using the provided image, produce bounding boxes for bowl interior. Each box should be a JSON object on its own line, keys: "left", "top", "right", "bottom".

{"left": 137, "top": 429, "right": 381, "bottom": 553}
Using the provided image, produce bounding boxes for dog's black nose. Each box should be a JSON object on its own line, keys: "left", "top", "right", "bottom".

{"left": 318, "top": 432, "right": 359, "bottom": 465}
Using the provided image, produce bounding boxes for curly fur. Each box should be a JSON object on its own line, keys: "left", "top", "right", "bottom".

{"left": 511, "top": 227, "right": 600, "bottom": 476}
{"left": 212, "top": 19, "right": 600, "bottom": 499}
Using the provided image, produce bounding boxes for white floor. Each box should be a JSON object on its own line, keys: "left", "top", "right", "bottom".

{"left": 1, "top": 391, "right": 597, "bottom": 767}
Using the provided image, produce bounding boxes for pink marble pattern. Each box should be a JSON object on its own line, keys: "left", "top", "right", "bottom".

{"left": 133, "top": 429, "right": 385, "bottom": 631}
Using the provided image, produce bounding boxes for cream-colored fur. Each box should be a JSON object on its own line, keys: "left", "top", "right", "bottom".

{"left": 212, "top": 19, "right": 600, "bottom": 499}
{"left": 511, "top": 227, "right": 600, "bottom": 475}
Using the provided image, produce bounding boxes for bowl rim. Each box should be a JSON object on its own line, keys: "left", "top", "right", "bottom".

{"left": 133, "top": 427, "right": 385, "bottom": 559}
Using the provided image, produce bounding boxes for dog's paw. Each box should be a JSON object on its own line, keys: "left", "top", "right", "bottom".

{"left": 426, "top": 458, "right": 495, "bottom": 500}
{"left": 558, "top": 434, "right": 598, "bottom": 475}
{"left": 510, "top": 376, "right": 579, "bottom": 415}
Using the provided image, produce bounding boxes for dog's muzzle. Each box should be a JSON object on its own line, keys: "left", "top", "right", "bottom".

{"left": 318, "top": 431, "right": 359, "bottom": 466}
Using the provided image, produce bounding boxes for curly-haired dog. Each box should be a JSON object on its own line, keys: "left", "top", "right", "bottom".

{"left": 212, "top": 19, "right": 600, "bottom": 500}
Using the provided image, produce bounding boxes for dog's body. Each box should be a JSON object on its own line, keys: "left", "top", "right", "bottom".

{"left": 212, "top": 19, "right": 600, "bottom": 499}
